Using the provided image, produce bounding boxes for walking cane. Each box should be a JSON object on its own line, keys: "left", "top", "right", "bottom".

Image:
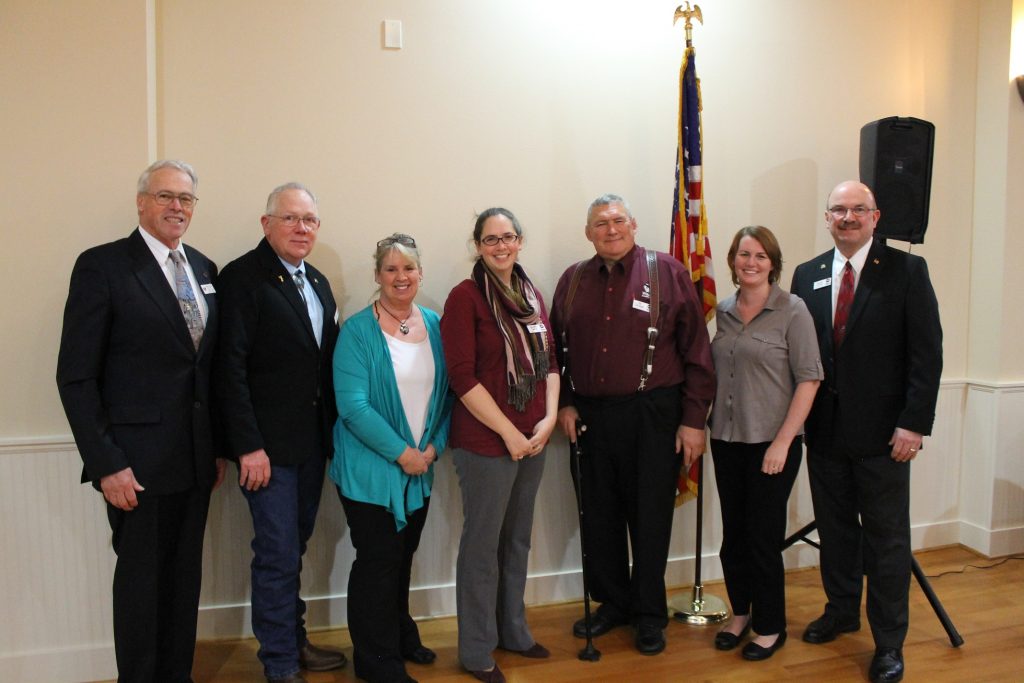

{"left": 570, "top": 420, "right": 601, "bottom": 662}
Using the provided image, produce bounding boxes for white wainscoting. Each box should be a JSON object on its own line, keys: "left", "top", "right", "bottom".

{"left": 2, "top": 381, "right": 1019, "bottom": 683}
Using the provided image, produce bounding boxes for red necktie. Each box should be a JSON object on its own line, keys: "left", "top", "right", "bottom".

{"left": 833, "top": 261, "right": 854, "bottom": 347}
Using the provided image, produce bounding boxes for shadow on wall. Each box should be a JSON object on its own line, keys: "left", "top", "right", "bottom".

{"left": 750, "top": 159, "right": 821, "bottom": 273}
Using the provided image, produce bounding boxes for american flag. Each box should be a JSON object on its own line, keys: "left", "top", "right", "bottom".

{"left": 671, "top": 45, "right": 715, "bottom": 504}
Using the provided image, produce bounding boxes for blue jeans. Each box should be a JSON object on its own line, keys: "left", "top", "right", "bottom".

{"left": 240, "top": 452, "right": 326, "bottom": 678}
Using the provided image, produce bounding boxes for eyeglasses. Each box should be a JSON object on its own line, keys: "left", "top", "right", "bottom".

{"left": 377, "top": 234, "right": 417, "bottom": 248}
{"left": 828, "top": 206, "right": 876, "bottom": 220}
{"left": 479, "top": 233, "right": 521, "bottom": 247}
{"left": 146, "top": 192, "right": 198, "bottom": 209}
{"left": 268, "top": 214, "right": 321, "bottom": 228}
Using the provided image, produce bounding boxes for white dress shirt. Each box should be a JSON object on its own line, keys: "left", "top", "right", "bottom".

{"left": 137, "top": 225, "right": 209, "bottom": 324}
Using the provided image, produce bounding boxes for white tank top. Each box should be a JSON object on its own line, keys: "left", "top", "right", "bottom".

{"left": 385, "top": 332, "right": 435, "bottom": 445}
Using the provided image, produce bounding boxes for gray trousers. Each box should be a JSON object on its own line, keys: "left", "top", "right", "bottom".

{"left": 452, "top": 447, "right": 546, "bottom": 671}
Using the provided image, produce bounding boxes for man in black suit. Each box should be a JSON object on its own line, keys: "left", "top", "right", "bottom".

{"left": 791, "top": 180, "right": 942, "bottom": 683}
{"left": 56, "top": 159, "right": 225, "bottom": 682}
{"left": 215, "top": 183, "right": 344, "bottom": 683}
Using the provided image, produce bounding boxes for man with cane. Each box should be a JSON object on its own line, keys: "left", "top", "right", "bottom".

{"left": 568, "top": 421, "right": 600, "bottom": 661}
{"left": 552, "top": 194, "right": 715, "bottom": 655}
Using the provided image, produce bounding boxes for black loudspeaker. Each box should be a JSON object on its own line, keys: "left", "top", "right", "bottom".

{"left": 859, "top": 116, "right": 935, "bottom": 244}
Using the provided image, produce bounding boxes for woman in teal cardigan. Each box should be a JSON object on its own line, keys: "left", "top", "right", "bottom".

{"left": 330, "top": 234, "right": 452, "bottom": 683}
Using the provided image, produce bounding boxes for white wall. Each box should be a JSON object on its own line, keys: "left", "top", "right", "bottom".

{"left": 1, "top": 1, "right": 1021, "bottom": 681}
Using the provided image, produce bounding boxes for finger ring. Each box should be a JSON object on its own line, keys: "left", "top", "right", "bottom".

{"left": 909, "top": 448, "right": 917, "bottom": 453}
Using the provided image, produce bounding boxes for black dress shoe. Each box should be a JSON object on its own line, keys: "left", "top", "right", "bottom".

{"left": 635, "top": 624, "right": 666, "bottom": 655}
{"left": 741, "top": 631, "right": 787, "bottom": 661}
{"left": 299, "top": 642, "right": 348, "bottom": 671}
{"left": 869, "top": 647, "right": 904, "bottom": 683}
{"left": 403, "top": 645, "right": 437, "bottom": 664}
{"left": 802, "top": 613, "right": 861, "bottom": 644}
{"left": 714, "top": 620, "right": 752, "bottom": 651}
{"left": 572, "top": 612, "right": 628, "bottom": 638}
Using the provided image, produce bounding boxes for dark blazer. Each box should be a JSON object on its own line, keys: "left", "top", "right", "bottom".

{"left": 215, "top": 237, "right": 339, "bottom": 465}
{"left": 790, "top": 239, "right": 942, "bottom": 455}
{"left": 56, "top": 228, "right": 220, "bottom": 494}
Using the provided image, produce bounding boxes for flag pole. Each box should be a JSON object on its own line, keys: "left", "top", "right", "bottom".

{"left": 665, "top": 1, "right": 728, "bottom": 626}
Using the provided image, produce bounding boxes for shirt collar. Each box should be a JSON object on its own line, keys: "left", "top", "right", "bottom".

{"left": 278, "top": 256, "right": 305, "bottom": 276}
{"left": 594, "top": 243, "right": 643, "bottom": 275}
{"left": 765, "top": 283, "right": 788, "bottom": 310}
{"left": 137, "top": 225, "right": 179, "bottom": 264}
{"left": 720, "top": 283, "right": 786, "bottom": 320}
{"left": 832, "top": 239, "right": 872, "bottom": 276}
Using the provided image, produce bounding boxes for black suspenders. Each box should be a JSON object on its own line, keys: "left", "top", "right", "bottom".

{"left": 560, "top": 250, "right": 661, "bottom": 393}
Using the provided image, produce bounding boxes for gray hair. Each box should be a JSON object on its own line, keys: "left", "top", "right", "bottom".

{"left": 265, "top": 182, "right": 318, "bottom": 215}
{"left": 136, "top": 159, "right": 198, "bottom": 194}
{"left": 587, "top": 193, "right": 632, "bottom": 223}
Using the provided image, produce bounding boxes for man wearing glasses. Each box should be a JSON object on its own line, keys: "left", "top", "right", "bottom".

{"left": 57, "top": 159, "right": 224, "bottom": 681}
{"left": 791, "top": 180, "right": 942, "bottom": 683}
{"left": 550, "top": 194, "right": 715, "bottom": 656}
{"left": 215, "top": 183, "right": 345, "bottom": 683}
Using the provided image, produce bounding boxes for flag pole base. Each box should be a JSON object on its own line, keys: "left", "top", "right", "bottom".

{"left": 670, "top": 584, "right": 729, "bottom": 624}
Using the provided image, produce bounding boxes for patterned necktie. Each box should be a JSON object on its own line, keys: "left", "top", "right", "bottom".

{"left": 833, "top": 261, "right": 854, "bottom": 348}
{"left": 293, "top": 270, "right": 308, "bottom": 308}
{"left": 169, "top": 250, "right": 204, "bottom": 350}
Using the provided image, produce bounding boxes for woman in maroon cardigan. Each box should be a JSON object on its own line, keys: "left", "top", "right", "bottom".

{"left": 440, "top": 208, "right": 559, "bottom": 683}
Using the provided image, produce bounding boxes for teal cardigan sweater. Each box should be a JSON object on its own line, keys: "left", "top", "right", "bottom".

{"left": 329, "top": 304, "right": 452, "bottom": 530}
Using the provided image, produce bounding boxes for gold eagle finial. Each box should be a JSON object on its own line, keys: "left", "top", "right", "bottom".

{"left": 673, "top": 3, "right": 703, "bottom": 30}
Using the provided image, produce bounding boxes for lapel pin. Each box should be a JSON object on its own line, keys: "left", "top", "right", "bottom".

{"left": 278, "top": 275, "right": 284, "bottom": 283}
{"left": 819, "top": 263, "right": 826, "bottom": 270}
{"left": 313, "top": 277, "right": 319, "bottom": 284}
{"left": 873, "top": 258, "right": 880, "bottom": 265}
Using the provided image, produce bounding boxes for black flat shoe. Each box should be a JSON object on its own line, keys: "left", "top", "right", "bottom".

{"left": 467, "top": 664, "right": 506, "bottom": 683}
{"left": 714, "top": 620, "right": 752, "bottom": 651}
{"left": 403, "top": 645, "right": 436, "bottom": 665}
{"left": 741, "top": 630, "right": 787, "bottom": 661}
{"left": 499, "top": 642, "right": 550, "bottom": 658}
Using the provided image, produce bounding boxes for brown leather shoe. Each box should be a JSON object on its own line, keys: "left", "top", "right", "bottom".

{"left": 299, "top": 642, "right": 347, "bottom": 671}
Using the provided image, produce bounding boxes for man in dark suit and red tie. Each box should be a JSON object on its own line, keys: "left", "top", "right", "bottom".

{"left": 215, "top": 183, "right": 345, "bottom": 683}
{"left": 56, "top": 159, "right": 225, "bottom": 682}
{"left": 790, "top": 180, "right": 943, "bottom": 683}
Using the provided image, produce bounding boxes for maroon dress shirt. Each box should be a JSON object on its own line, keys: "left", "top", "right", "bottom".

{"left": 550, "top": 244, "right": 715, "bottom": 429}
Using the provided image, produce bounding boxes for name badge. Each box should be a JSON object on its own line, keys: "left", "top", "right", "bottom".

{"left": 201, "top": 283, "right": 216, "bottom": 294}
{"left": 632, "top": 299, "right": 651, "bottom": 313}
{"left": 527, "top": 322, "right": 547, "bottom": 334}
{"left": 813, "top": 278, "right": 831, "bottom": 290}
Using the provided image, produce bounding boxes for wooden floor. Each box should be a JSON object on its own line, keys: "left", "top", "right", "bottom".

{"left": 101, "top": 546, "right": 1024, "bottom": 682}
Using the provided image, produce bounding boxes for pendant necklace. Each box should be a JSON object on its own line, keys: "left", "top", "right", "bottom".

{"left": 377, "top": 300, "right": 411, "bottom": 335}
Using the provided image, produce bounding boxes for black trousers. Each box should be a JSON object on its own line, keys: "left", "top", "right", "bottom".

{"left": 807, "top": 445, "right": 911, "bottom": 649}
{"left": 106, "top": 485, "right": 212, "bottom": 683}
{"left": 340, "top": 492, "right": 429, "bottom": 683}
{"left": 574, "top": 385, "right": 682, "bottom": 628}
{"left": 711, "top": 438, "right": 802, "bottom": 635}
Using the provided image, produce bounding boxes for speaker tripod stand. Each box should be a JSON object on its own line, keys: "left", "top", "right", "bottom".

{"left": 784, "top": 521, "right": 963, "bottom": 647}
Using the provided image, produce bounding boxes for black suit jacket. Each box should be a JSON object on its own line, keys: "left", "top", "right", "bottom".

{"left": 215, "top": 238, "right": 339, "bottom": 465}
{"left": 56, "top": 228, "right": 220, "bottom": 494}
{"left": 790, "top": 239, "right": 942, "bottom": 455}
